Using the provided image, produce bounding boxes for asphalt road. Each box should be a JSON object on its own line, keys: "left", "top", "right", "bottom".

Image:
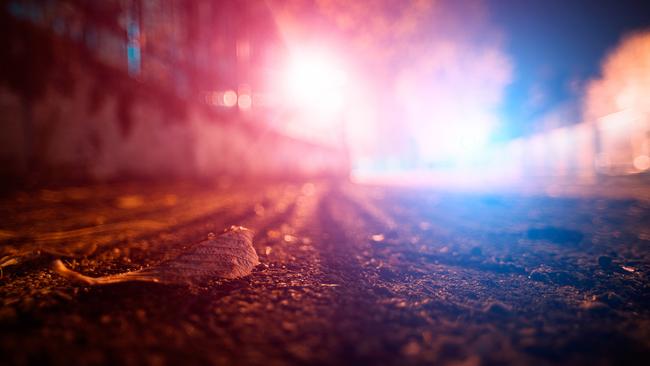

{"left": 1, "top": 180, "right": 649, "bottom": 365}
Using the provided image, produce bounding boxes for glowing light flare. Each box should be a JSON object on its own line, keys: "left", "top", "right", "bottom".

{"left": 633, "top": 155, "right": 650, "bottom": 171}
{"left": 283, "top": 49, "right": 348, "bottom": 114}
{"left": 410, "top": 104, "right": 497, "bottom": 163}
{"left": 237, "top": 85, "right": 252, "bottom": 111}
{"left": 238, "top": 94, "right": 252, "bottom": 110}
{"left": 441, "top": 121, "right": 492, "bottom": 160}
{"left": 223, "top": 90, "right": 237, "bottom": 107}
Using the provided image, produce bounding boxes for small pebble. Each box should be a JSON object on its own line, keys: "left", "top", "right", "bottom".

{"left": 596, "top": 292, "right": 624, "bottom": 307}
{"left": 598, "top": 255, "right": 613, "bottom": 269}
{"left": 484, "top": 301, "right": 512, "bottom": 315}
{"left": 402, "top": 340, "right": 421, "bottom": 357}
{"left": 529, "top": 270, "right": 549, "bottom": 282}
{"left": 621, "top": 265, "right": 635, "bottom": 273}
{"left": 580, "top": 301, "right": 610, "bottom": 313}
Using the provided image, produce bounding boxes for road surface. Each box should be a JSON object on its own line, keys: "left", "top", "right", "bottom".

{"left": 1, "top": 180, "right": 649, "bottom": 365}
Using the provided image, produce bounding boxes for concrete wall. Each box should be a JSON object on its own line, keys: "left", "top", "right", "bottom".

{"left": 0, "top": 74, "right": 348, "bottom": 183}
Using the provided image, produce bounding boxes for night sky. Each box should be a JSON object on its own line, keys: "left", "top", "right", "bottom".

{"left": 487, "top": 0, "right": 650, "bottom": 138}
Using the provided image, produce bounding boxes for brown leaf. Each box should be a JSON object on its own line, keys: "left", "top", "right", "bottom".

{"left": 52, "top": 226, "right": 259, "bottom": 286}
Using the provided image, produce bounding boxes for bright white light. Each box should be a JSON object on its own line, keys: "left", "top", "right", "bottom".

{"left": 238, "top": 94, "right": 252, "bottom": 110}
{"left": 633, "top": 155, "right": 650, "bottom": 171}
{"left": 411, "top": 103, "right": 495, "bottom": 163}
{"left": 223, "top": 90, "right": 237, "bottom": 107}
{"left": 284, "top": 49, "right": 348, "bottom": 113}
{"left": 443, "top": 122, "right": 492, "bottom": 162}
{"left": 454, "top": 123, "right": 491, "bottom": 154}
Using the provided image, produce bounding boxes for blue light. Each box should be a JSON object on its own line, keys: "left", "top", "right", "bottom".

{"left": 126, "top": 14, "right": 141, "bottom": 76}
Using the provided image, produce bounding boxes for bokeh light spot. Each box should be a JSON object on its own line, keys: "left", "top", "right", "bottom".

{"left": 223, "top": 90, "right": 238, "bottom": 107}
{"left": 238, "top": 94, "right": 252, "bottom": 110}
{"left": 633, "top": 155, "right": 650, "bottom": 171}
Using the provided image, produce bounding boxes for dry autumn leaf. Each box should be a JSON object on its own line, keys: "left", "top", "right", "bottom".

{"left": 52, "top": 226, "right": 259, "bottom": 285}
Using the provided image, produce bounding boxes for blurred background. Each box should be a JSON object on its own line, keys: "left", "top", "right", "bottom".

{"left": 1, "top": 0, "right": 649, "bottom": 191}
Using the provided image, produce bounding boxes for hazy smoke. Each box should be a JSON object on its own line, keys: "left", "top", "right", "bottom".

{"left": 584, "top": 30, "right": 650, "bottom": 122}
{"left": 394, "top": 40, "right": 512, "bottom": 161}
{"left": 269, "top": 0, "right": 513, "bottom": 163}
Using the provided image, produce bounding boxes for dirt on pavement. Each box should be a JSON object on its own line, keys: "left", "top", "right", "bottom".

{"left": 1, "top": 180, "right": 649, "bottom": 365}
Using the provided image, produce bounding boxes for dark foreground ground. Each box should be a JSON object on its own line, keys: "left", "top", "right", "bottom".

{"left": 1, "top": 180, "right": 649, "bottom": 365}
